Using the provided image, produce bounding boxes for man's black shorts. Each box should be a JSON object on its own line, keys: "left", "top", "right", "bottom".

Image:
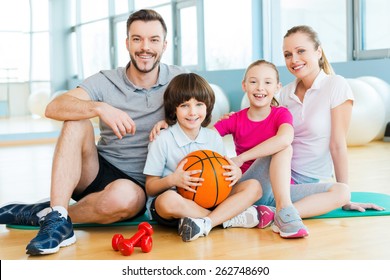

{"left": 71, "top": 153, "right": 146, "bottom": 217}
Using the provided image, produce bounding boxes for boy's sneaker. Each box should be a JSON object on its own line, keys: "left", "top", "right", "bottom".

{"left": 0, "top": 201, "right": 50, "bottom": 226}
{"left": 177, "top": 218, "right": 184, "bottom": 236}
{"left": 222, "top": 205, "right": 259, "bottom": 228}
{"left": 180, "top": 217, "right": 211, "bottom": 242}
{"left": 256, "top": 205, "right": 276, "bottom": 229}
{"left": 26, "top": 210, "right": 76, "bottom": 255}
{"left": 271, "top": 206, "right": 309, "bottom": 238}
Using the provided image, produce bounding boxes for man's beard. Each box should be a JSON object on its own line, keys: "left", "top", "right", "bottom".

{"left": 130, "top": 53, "right": 161, "bottom": 73}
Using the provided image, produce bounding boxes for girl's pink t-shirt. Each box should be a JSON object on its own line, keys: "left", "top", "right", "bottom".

{"left": 214, "top": 106, "right": 293, "bottom": 173}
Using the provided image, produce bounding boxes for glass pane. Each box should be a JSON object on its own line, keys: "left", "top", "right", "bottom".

{"left": 114, "top": 0, "right": 128, "bottom": 15}
{"left": 154, "top": 5, "right": 173, "bottom": 65}
{"left": 31, "top": 32, "right": 50, "bottom": 81}
{"left": 0, "top": 32, "right": 29, "bottom": 81}
{"left": 70, "top": 0, "right": 76, "bottom": 26}
{"left": 280, "top": 0, "right": 347, "bottom": 63}
{"left": 179, "top": 6, "right": 197, "bottom": 66}
{"left": 0, "top": 0, "right": 29, "bottom": 31}
{"left": 134, "top": 0, "right": 170, "bottom": 9}
{"left": 80, "top": 20, "right": 110, "bottom": 78}
{"left": 80, "top": 0, "right": 109, "bottom": 22}
{"left": 31, "top": 0, "right": 49, "bottom": 31}
{"left": 115, "top": 20, "right": 128, "bottom": 68}
{"left": 69, "top": 31, "right": 79, "bottom": 78}
{"left": 204, "top": 0, "right": 252, "bottom": 70}
{"left": 363, "top": 0, "right": 390, "bottom": 50}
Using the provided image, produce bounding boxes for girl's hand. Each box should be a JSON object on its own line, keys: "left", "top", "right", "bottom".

{"left": 342, "top": 201, "right": 385, "bottom": 212}
{"left": 149, "top": 120, "right": 168, "bottom": 141}
{"left": 221, "top": 156, "right": 242, "bottom": 186}
{"left": 218, "top": 111, "right": 235, "bottom": 121}
{"left": 173, "top": 159, "right": 204, "bottom": 193}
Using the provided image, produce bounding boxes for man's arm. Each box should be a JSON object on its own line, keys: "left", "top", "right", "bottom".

{"left": 45, "top": 87, "right": 98, "bottom": 121}
{"left": 45, "top": 87, "right": 136, "bottom": 139}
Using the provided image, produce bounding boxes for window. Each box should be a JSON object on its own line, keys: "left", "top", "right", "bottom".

{"left": 134, "top": 0, "right": 171, "bottom": 9}
{"left": 204, "top": 0, "right": 252, "bottom": 70}
{"left": 153, "top": 5, "right": 173, "bottom": 65}
{"left": 177, "top": 4, "right": 198, "bottom": 67}
{"left": 0, "top": 1, "right": 30, "bottom": 82}
{"left": 80, "top": 20, "right": 111, "bottom": 78}
{"left": 274, "top": 0, "right": 348, "bottom": 65}
{"left": 80, "top": 0, "right": 109, "bottom": 23}
{"left": 114, "top": 19, "right": 128, "bottom": 68}
{"left": 354, "top": 0, "right": 390, "bottom": 59}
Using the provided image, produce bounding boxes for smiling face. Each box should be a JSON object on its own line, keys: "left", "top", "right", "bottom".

{"left": 126, "top": 20, "right": 167, "bottom": 74}
{"left": 282, "top": 31, "right": 322, "bottom": 81}
{"left": 242, "top": 64, "right": 281, "bottom": 109}
{"left": 176, "top": 98, "right": 207, "bottom": 139}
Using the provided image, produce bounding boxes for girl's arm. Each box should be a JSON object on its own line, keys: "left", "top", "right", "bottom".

{"left": 145, "top": 159, "right": 203, "bottom": 196}
{"left": 234, "top": 123, "right": 294, "bottom": 167}
{"left": 329, "top": 100, "right": 353, "bottom": 184}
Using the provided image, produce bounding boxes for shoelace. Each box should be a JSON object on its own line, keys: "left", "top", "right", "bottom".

{"left": 228, "top": 213, "right": 246, "bottom": 226}
{"left": 16, "top": 211, "right": 38, "bottom": 225}
{"left": 38, "top": 211, "right": 62, "bottom": 233}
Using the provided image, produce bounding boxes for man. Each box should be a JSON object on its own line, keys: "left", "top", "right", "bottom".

{"left": 0, "top": 9, "right": 187, "bottom": 255}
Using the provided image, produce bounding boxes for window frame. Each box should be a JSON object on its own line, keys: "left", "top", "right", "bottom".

{"left": 353, "top": 0, "right": 390, "bottom": 60}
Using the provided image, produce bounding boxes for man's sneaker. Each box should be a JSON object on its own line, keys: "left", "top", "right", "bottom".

{"left": 0, "top": 201, "right": 50, "bottom": 226}
{"left": 222, "top": 205, "right": 259, "bottom": 228}
{"left": 180, "top": 217, "right": 211, "bottom": 242}
{"left": 256, "top": 205, "right": 276, "bottom": 229}
{"left": 271, "top": 206, "right": 309, "bottom": 238}
{"left": 26, "top": 210, "right": 76, "bottom": 255}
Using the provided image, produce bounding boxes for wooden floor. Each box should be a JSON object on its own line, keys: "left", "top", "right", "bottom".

{"left": 1, "top": 117, "right": 390, "bottom": 260}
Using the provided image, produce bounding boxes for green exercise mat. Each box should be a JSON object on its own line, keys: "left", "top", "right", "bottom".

{"left": 310, "top": 191, "right": 390, "bottom": 219}
{"left": 5, "top": 192, "right": 390, "bottom": 230}
{"left": 6, "top": 213, "right": 156, "bottom": 230}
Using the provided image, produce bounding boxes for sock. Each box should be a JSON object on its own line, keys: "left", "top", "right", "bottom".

{"left": 36, "top": 207, "right": 51, "bottom": 219}
{"left": 52, "top": 206, "right": 68, "bottom": 219}
{"left": 203, "top": 217, "right": 212, "bottom": 236}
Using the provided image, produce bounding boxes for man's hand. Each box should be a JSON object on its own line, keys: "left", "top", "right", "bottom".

{"left": 98, "top": 103, "right": 136, "bottom": 139}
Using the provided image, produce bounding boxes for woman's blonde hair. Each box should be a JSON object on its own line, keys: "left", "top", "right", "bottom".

{"left": 284, "top": 25, "right": 334, "bottom": 75}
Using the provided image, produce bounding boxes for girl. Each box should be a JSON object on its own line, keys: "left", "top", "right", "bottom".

{"left": 143, "top": 73, "right": 262, "bottom": 242}
{"left": 214, "top": 60, "right": 310, "bottom": 238}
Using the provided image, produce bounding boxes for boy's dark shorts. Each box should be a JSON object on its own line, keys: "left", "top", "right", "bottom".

{"left": 150, "top": 197, "right": 179, "bottom": 228}
{"left": 71, "top": 153, "right": 146, "bottom": 219}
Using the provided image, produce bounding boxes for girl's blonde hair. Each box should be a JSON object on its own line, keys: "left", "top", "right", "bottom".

{"left": 243, "top": 59, "right": 280, "bottom": 107}
{"left": 284, "top": 25, "right": 334, "bottom": 75}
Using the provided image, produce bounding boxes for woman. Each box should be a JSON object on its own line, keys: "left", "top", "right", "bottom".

{"left": 278, "top": 25, "right": 382, "bottom": 212}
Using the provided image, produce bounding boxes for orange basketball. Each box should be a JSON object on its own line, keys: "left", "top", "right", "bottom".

{"left": 177, "top": 150, "right": 232, "bottom": 209}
